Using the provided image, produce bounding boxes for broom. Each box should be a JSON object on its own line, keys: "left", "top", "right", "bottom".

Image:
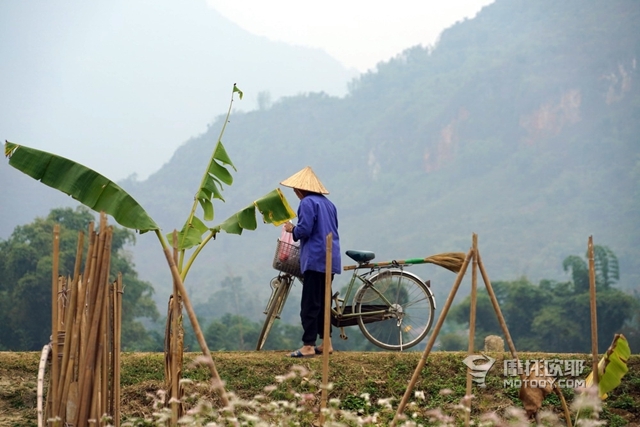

{"left": 421, "top": 252, "right": 467, "bottom": 273}
{"left": 343, "top": 252, "right": 466, "bottom": 273}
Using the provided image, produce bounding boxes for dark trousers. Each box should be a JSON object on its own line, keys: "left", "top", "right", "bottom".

{"left": 300, "top": 270, "right": 333, "bottom": 345}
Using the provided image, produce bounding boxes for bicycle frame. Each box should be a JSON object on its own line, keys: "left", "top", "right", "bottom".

{"left": 331, "top": 263, "right": 436, "bottom": 327}
{"left": 262, "top": 273, "right": 296, "bottom": 318}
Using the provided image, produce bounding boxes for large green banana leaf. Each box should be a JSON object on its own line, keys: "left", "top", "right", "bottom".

{"left": 173, "top": 188, "right": 295, "bottom": 248}
{"left": 585, "top": 333, "right": 631, "bottom": 399}
{"left": 216, "top": 188, "right": 296, "bottom": 234}
{"left": 5, "top": 141, "right": 159, "bottom": 233}
{"left": 197, "top": 141, "right": 236, "bottom": 221}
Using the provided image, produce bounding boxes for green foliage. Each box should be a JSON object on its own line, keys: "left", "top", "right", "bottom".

{"left": 171, "top": 84, "right": 294, "bottom": 257}
{"left": 446, "top": 246, "right": 639, "bottom": 353}
{"left": 4, "top": 141, "right": 159, "bottom": 233}
{"left": 585, "top": 334, "right": 631, "bottom": 399}
{"left": 0, "top": 206, "right": 159, "bottom": 351}
{"left": 199, "top": 313, "right": 300, "bottom": 352}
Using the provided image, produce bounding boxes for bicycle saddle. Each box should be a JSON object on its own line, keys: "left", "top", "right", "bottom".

{"left": 345, "top": 250, "right": 375, "bottom": 264}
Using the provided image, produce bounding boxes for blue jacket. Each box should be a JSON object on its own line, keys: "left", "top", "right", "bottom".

{"left": 292, "top": 193, "right": 341, "bottom": 274}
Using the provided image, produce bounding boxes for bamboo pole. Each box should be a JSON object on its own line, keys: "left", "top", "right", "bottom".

{"left": 56, "top": 277, "right": 76, "bottom": 422}
{"left": 476, "top": 252, "right": 518, "bottom": 360}
{"left": 156, "top": 235, "right": 230, "bottom": 407}
{"left": 170, "top": 230, "right": 180, "bottom": 426}
{"left": 479, "top": 250, "right": 577, "bottom": 427}
{"left": 319, "top": 233, "right": 333, "bottom": 425}
{"left": 113, "top": 274, "right": 122, "bottom": 427}
{"left": 101, "top": 225, "right": 114, "bottom": 425}
{"left": 391, "top": 247, "right": 474, "bottom": 426}
{"left": 111, "top": 279, "right": 118, "bottom": 418}
{"left": 79, "top": 225, "right": 98, "bottom": 379}
{"left": 91, "top": 360, "right": 101, "bottom": 423}
{"left": 101, "top": 264, "right": 110, "bottom": 423}
{"left": 77, "top": 220, "right": 111, "bottom": 427}
{"left": 89, "top": 234, "right": 110, "bottom": 425}
{"left": 588, "top": 236, "right": 599, "bottom": 386}
{"left": 464, "top": 235, "right": 479, "bottom": 427}
{"left": 101, "top": 228, "right": 114, "bottom": 422}
{"left": 76, "top": 225, "right": 102, "bottom": 427}
{"left": 51, "top": 224, "right": 60, "bottom": 421}
{"left": 67, "top": 259, "right": 89, "bottom": 425}
{"left": 108, "top": 281, "right": 114, "bottom": 417}
{"left": 57, "top": 230, "right": 84, "bottom": 417}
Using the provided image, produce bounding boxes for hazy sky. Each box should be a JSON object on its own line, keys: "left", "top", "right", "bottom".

{"left": 207, "top": 0, "right": 495, "bottom": 72}
{"left": 1, "top": 0, "right": 494, "bottom": 182}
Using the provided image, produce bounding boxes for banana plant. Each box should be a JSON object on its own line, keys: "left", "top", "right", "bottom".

{"left": 585, "top": 333, "right": 631, "bottom": 399}
{"left": 574, "top": 334, "right": 631, "bottom": 423}
{"left": 4, "top": 84, "right": 296, "bottom": 408}
{"left": 171, "top": 85, "right": 294, "bottom": 279}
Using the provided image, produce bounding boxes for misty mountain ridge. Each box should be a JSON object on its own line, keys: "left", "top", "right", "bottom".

{"left": 3, "top": 0, "right": 639, "bottom": 315}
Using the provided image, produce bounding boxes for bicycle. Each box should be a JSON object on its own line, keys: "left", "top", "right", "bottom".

{"left": 256, "top": 240, "right": 463, "bottom": 351}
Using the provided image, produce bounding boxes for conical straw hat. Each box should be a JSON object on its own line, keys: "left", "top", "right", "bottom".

{"left": 280, "top": 166, "right": 329, "bottom": 194}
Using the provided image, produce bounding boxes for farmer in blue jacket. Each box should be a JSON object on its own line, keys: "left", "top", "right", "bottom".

{"left": 282, "top": 166, "right": 340, "bottom": 357}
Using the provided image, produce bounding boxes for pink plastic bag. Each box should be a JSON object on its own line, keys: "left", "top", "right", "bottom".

{"left": 278, "top": 225, "right": 295, "bottom": 261}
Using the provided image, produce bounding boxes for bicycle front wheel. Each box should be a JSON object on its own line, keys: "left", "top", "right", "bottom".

{"left": 355, "top": 270, "right": 435, "bottom": 351}
{"left": 256, "top": 276, "right": 292, "bottom": 351}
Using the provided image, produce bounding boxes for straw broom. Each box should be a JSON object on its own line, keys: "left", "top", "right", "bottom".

{"left": 422, "top": 252, "right": 467, "bottom": 273}
{"left": 343, "top": 252, "right": 467, "bottom": 273}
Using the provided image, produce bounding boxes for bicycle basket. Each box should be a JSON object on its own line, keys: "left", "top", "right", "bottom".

{"left": 272, "top": 239, "right": 302, "bottom": 278}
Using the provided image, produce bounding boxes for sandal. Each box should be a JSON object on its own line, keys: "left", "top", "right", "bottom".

{"left": 289, "top": 349, "right": 315, "bottom": 358}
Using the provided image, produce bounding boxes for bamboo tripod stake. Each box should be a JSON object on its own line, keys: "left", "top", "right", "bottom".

{"left": 391, "top": 234, "right": 522, "bottom": 426}
{"left": 390, "top": 246, "right": 473, "bottom": 427}
{"left": 464, "top": 234, "right": 479, "bottom": 426}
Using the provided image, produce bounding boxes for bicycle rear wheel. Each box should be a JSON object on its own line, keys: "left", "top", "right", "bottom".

{"left": 256, "top": 276, "right": 292, "bottom": 351}
{"left": 355, "top": 270, "right": 435, "bottom": 351}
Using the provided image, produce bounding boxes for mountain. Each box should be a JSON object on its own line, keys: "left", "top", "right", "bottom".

{"left": 0, "top": 0, "right": 357, "bottom": 182}
{"left": 3, "top": 0, "right": 639, "bottom": 317}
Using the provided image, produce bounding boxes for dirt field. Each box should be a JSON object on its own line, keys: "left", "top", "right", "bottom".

{"left": 2, "top": 351, "right": 638, "bottom": 426}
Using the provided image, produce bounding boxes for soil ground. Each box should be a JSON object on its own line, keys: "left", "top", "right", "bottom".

{"left": 1, "top": 351, "right": 638, "bottom": 426}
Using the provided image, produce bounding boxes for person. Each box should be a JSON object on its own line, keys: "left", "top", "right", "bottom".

{"left": 281, "top": 166, "right": 341, "bottom": 358}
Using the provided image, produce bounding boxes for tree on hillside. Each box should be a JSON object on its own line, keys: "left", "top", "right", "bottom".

{"left": 0, "top": 206, "right": 159, "bottom": 351}
{"left": 563, "top": 245, "right": 619, "bottom": 292}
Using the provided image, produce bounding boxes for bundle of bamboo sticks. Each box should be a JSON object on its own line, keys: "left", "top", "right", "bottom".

{"left": 45, "top": 213, "right": 122, "bottom": 427}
